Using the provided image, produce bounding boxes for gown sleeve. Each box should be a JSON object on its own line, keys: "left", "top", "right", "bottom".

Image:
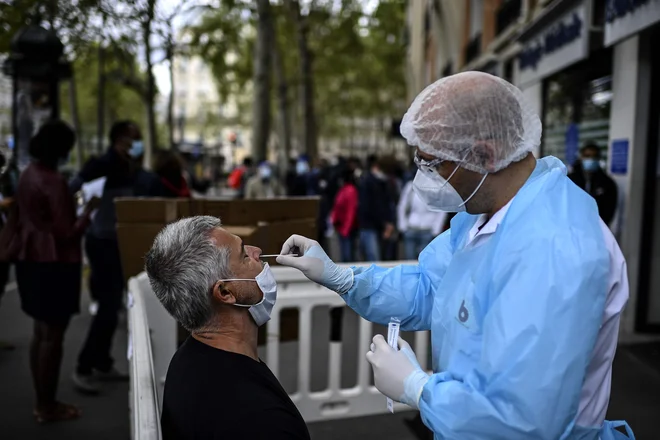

{"left": 341, "top": 229, "right": 453, "bottom": 331}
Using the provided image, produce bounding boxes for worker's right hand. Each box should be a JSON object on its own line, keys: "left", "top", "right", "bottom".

{"left": 277, "top": 235, "right": 354, "bottom": 294}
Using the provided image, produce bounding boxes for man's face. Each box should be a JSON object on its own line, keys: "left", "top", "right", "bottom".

{"left": 210, "top": 227, "right": 264, "bottom": 306}
{"left": 415, "top": 147, "right": 484, "bottom": 205}
{"left": 581, "top": 147, "right": 599, "bottom": 160}
{"left": 115, "top": 125, "right": 143, "bottom": 157}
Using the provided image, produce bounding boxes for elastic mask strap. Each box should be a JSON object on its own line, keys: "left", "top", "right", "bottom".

{"left": 218, "top": 279, "right": 263, "bottom": 308}
{"left": 458, "top": 173, "right": 488, "bottom": 208}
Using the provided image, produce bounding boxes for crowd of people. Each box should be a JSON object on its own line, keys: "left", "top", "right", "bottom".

{"left": 228, "top": 153, "right": 451, "bottom": 264}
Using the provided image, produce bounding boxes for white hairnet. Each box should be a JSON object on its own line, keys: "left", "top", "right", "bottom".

{"left": 400, "top": 72, "right": 542, "bottom": 173}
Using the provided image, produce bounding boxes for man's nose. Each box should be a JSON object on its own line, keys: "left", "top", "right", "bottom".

{"left": 245, "top": 245, "right": 262, "bottom": 260}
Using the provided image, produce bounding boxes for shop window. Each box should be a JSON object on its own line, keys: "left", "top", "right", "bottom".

{"left": 542, "top": 49, "right": 613, "bottom": 167}
{"left": 496, "top": 0, "right": 522, "bottom": 36}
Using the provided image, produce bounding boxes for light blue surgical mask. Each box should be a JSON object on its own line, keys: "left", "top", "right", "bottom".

{"left": 296, "top": 160, "right": 310, "bottom": 175}
{"left": 259, "top": 166, "right": 272, "bottom": 179}
{"left": 219, "top": 263, "right": 277, "bottom": 327}
{"left": 128, "top": 140, "right": 144, "bottom": 158}
{"left": 582, "top": 158, "right": 599, "bottom": 172}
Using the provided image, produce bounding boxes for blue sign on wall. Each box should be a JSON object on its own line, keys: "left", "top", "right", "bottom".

{"left": 565, "top": 123, "right": 579, "bottom": 165}
{"left": 519, "top": 12, "right": 583, "bottom": 71}
{"left": 610, "top": 139, "right": 629, "bottom": 174}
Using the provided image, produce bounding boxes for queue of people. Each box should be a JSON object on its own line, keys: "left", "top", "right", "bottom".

{"left": 0, "top": 119, "right": 194, "bottom": 423}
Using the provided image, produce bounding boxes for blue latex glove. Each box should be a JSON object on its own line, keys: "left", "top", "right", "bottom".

{"left": 367, "top": 335, "right": 430, "bottom": 409}
{"left": 277, "top": 234, "right": 354, "bottom": 294}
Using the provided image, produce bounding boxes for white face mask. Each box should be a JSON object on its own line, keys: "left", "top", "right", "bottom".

{"left": 412, "top": 166, "right": 488, "bottom": 213}
{"left": 219, "top": 263, "right": 277, "bottom": 327}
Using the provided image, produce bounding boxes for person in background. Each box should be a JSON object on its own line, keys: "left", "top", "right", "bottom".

{"left": 245, "top": 161, "right": 285, "bottom": 199}
{"left": 153, "top": 149, "right": 191, "bottom": 198}
{"left": 397, "top": 179, "right": 447, "bottom": 260}
{"left": 568, "top": 143, "right": 618, "bottom": 226}
{"left": 11, "top": 120, "right": 99, "bottom": 423}
{"left": 0, "top": 152, "right": 17, "bottom": 350}
{"left": 70, "top": 120, "right": 160, "bottom": 394}
{"left": 179, "top": 152, "right": 211, "bottom": 195}
{"left": 145, "top": 217, "right": 310, "bottom": 440}
{"left": 289, "top": 155, "right": 311, "bottom": 196}
{"left": 358, "top": 155, "right": 395, "bottom": 261}
{"left": 331, "top": 168, "right": 359, "bottom": 262}
{"left": 380, "top": 156, "right": 404, "bottom": 261}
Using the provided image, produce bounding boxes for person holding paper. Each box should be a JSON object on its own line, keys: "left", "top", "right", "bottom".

{"left": 277, "top": 72, "right": 633, "bottom": 439}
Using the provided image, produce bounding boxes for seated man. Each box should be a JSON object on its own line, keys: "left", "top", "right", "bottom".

{"left": 145, "top": 216, "right": 310, "bottom": 440}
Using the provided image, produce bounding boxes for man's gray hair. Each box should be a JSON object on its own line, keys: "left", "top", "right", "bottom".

{"left": 145, "top": 216, "right": 232, "bottom": 332}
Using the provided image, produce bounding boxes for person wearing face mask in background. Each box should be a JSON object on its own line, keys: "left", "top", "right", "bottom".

{"left": 569, "top": 143, "right": 618, "bottom": 226}
{"left": 245, "top": 161, "right": 285, "bottom": 199}
{"left": 358, "top": 154, "right": 395, "bottom": 262}
{"left": 69, "top": 120, "right": 161, "bottom": 394}
{"left": 145, "top": 216, "right": 310, "bottom": 440}
{"left": 277, "top": 72, "right": 632, "bottom": 439}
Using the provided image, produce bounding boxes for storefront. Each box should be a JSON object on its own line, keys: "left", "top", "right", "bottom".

{"left": 604, "top": 0, "right": 660, "bottom": 333}
{"left": 513, "top": 0, "right": 613, "bottom": 166}
{"left": 513, "top": 0, "right": 594, "bottom": 159}
{"left": 513, "top": 0, "right": 660, "bottom": 333}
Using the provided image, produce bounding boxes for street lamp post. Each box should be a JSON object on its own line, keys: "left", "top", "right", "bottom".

{"left": 1, "top": 25, "right": 71, "bottom": 171}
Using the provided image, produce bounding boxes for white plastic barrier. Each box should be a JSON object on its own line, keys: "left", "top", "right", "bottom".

{"left": 127, "top": 279, "right": 162, "bottom": 440}
{"left": 269, "top": 263, "right": 431, "bottom": 422}
{"left": 128, "top": 260, "right": 430, "bottom": 426}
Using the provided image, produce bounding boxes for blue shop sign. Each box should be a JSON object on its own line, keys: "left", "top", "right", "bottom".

{"left": 606, "top": 0, "right": 653, "bottom": 23}
{"left": 610, "top": 139, "right": 629, "bottom": 175}
{"left": 519, "top": 12, "right": 583, "bottom": 71}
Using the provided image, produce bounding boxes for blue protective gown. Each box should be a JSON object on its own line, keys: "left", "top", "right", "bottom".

{"left": 342, "top": 157, "right": 633, "bottom": 440}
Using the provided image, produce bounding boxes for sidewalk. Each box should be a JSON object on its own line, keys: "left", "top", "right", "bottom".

{"left": 0, "top": 281, "right": 129, "bottom": 440}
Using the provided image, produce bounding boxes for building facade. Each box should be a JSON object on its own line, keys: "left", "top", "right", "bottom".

{"left": 171, "top": 51, "right": 251, "bottom": 170}
{"left": 406, "top": 0, "right": 660, "bottom": 335}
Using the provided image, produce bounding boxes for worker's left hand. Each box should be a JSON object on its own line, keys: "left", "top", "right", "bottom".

{"left": 366, "top": 335, "right": 430, "bottom": 410}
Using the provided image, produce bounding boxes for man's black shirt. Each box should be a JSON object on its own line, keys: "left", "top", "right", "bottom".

{"left": 161, "top": 336, "right": 310, "bottom": 440}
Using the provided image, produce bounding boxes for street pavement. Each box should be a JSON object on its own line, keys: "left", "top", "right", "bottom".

{"left": 1, "top": 267, "right": 659, "bottom": 439}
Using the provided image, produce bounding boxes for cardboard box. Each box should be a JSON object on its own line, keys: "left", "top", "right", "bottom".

{"left": 116, "top": 223, "right": 165, "bottom": 281}
{"left": 115, "top": 198, "right": 192, "bottom": 223}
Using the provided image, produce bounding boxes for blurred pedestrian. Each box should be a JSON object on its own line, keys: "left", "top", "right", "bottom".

{"left": 288, "top": 155, "right": 311, "bottom": 196}
{"left": 245, "top": 161, "right": 285, "bottom": 199}
{"left": 0, "top": 152, "right": 17, "bottom": 350}
{"left": 70, "top": 120, "right": 160, "bottom": 394}
{"left": 153, "top": 149, "right": 191, "bottom": 198}
{"left": 358, "top": 155, "right": 395, "bottom": 261}
{"left": 10, "top": 120, "right": 99, "bottom": 423}
{"left": 397, "top": 180, "right": 447, "bottom": 260}
{"left": 331, "top": 168, "right": 359, "bottom": 262}
{"left": 568, "top": 143, "right": 618, "bottom": 226}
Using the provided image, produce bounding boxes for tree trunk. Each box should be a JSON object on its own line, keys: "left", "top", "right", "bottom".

{"left": 143, "top": 0, "right": 157, "bottom": 168}
{"left": 252, "top": 0, "right": 274, "bottom": 162}
{"left": 68, "top": 75, "right": 83, "bottom": 169}
{"left": 167, "top": 38, "right": 175, "bottom": 149}
{"left": 97, "top": 45, "right": 105, "bottom": 155}
{"left": 272, "top": 35, "right": 292, "bottom": 177}
{"left": 286, "top": 0, "right": 317, "bottom": 163}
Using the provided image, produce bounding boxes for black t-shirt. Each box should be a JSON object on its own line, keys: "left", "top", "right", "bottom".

{"left": 161, "top": 337, "right": 310, "bottom": 440}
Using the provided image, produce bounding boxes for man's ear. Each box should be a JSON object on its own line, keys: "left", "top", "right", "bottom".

{"left": 472, "top": 141, "right": 497, "bottom": 173}
{"left": 212, "top": 281, "right": 237, "bottom": 304}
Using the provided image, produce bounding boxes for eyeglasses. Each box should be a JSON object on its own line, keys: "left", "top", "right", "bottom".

{"left": 414, "top": 150, "right": 444, "bottom": 175}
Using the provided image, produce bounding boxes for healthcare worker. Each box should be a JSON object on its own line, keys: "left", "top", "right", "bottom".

{"left": 277, "top": 72, "right": 633, "bottom": 440}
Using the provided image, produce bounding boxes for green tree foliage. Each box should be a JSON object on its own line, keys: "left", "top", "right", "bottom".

{"left": 188, "top": 0, "right": 407, "bottom": 141}
{"left": 59, "top": 45, "right": 146, "bottom": 157}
